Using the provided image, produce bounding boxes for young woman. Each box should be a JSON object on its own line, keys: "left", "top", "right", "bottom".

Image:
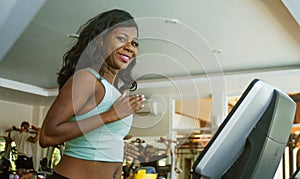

{"left": 39, "top": 9, "right": 145, "bottom": 179}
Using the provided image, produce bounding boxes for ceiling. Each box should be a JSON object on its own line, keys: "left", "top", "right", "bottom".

{"left": 1, "top": 0, "right": 300, "bottom": 106}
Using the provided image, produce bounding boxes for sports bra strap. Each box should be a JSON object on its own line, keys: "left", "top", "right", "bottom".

{"left": 86, "top": 68, "right": 103, "bottom": 80}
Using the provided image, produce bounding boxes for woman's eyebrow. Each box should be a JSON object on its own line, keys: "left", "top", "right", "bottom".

{"left": 119, "top": 32, "right": 138, "bottom": 41}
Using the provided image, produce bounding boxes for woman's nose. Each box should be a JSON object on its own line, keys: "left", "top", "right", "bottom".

{"left": 124, "top": 42, "right": 135, "bottom": 53}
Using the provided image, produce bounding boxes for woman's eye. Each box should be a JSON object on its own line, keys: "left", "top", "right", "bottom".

{"left": 131, "top": 41, "right": 139, "bottom": 47}
{"left": 117, "top": 36, "right": 126, "bottom": 42}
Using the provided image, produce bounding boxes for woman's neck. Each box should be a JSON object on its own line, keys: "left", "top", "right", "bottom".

{"left": 98, "top": 62, "right": 119, "bottom": 84}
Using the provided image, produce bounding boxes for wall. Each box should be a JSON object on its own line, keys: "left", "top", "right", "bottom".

{"left": 0, "top": 100, "right": 33, "bottom": 132}
{"left": 0, "top": 99, "right": 50, "bottom": 170}
{"left": 129, "top": 94, "right": 172, "bottom": 137}
{"left": 129, "top": 110, "right": 171, "bottom": 137}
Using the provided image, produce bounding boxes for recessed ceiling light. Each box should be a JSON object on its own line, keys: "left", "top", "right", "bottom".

{"left": 212, "top": 49, "right": 223, "bottom": 54}
{"left": 68, "top": 33, "right": 79, "bottom": 38}
{"left": 165, "top": 19, "right": 179, "bottom": 24}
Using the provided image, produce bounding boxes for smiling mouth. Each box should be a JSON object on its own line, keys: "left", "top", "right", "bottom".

{"left": 119, "top": 54, "right": 130, "bottom": 62}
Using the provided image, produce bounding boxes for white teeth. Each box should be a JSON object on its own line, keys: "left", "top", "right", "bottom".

{"left": 121, "top": 55, "right": 130, "bottom": 61}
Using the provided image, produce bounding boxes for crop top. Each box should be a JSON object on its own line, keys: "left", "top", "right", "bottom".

{"left": 63, "top": 68, "right": 133, "bottom": 162}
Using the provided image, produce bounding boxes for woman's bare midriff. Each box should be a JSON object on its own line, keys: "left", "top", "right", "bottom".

{"left": 54, "top": 155, "right": 123, "bottom": 179}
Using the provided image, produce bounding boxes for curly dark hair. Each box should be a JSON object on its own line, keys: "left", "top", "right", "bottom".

{"left": 57, "top": 9, "right": 138, "bottom": 92}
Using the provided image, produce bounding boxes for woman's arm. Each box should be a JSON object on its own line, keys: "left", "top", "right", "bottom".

{"left": 28, "top": 133, "right": 39, "bottom": 143}
{"left": 165, "top": 139, "right": 172, "bottom": 156}
{"left": 28, "top": 126, "right": 40, "bottom": 143}
{"left": 39, "top": 69, "right": 144, "bottom": 148}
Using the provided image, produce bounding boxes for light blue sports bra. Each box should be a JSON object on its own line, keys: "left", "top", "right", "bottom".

{"left": 63, "top": 68, "right": 133, "bottom": 162}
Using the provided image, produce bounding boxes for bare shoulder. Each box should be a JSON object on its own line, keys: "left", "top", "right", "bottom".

{"left": 57, "top": 68, "right": 100, "bottom": 101}
{"left": 73, "top": 68, "right": 105, "bottom": 97}
{"left": 74, "top": 68, "right": 98, "bottom": 82}
{"left": 62, "top": 69, "right": 98, "bottom": 90}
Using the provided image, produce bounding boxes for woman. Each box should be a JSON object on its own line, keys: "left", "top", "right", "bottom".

{"left": 39, "top": 9, "right": 145, "bottom": 178}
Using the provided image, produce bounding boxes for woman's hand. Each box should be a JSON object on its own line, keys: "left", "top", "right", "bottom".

{"left": 110, "top": 93, "right": 145, "bottom": 121}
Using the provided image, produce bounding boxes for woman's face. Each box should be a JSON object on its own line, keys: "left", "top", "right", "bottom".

{"left": 102, "top": 26, "right": 138, "bottom": 70}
